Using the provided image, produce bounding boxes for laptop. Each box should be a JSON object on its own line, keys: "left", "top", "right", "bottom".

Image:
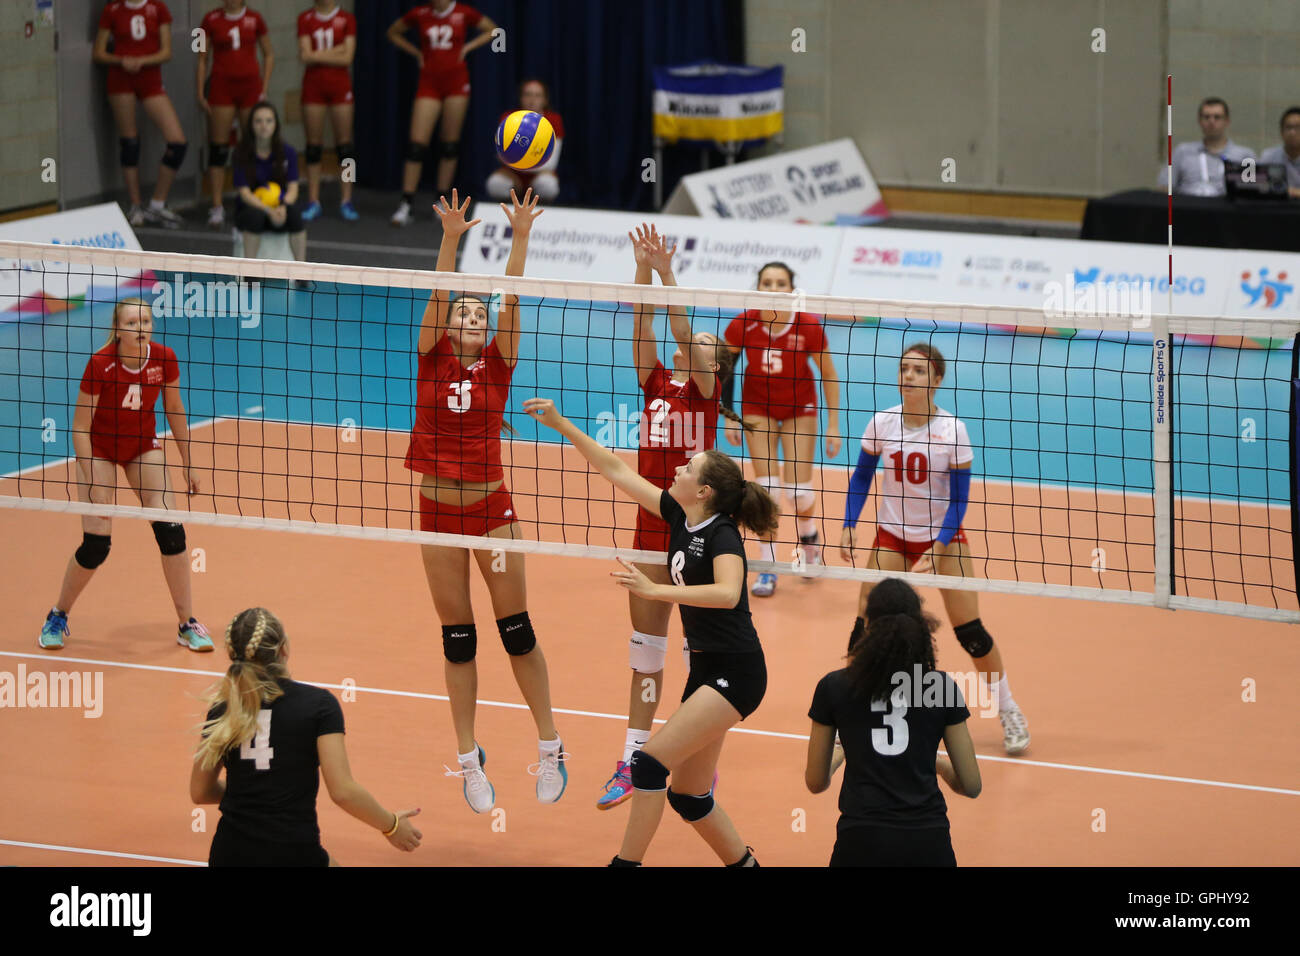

{"left": 1224, "top": 160, "right": 1291, "bottom": 201}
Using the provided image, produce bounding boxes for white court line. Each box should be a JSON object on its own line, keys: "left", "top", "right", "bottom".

{"left": 2, "top": 649, "right": 1296, "bottom": 797}
{"left": 0, "top": 839, "right": 205, "bottom": 866}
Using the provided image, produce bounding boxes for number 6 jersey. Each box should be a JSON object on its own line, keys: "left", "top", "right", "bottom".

{"left": 405, "top": 334, "right": 514, "bottom": 482}
{"left": 861, "top": 404, "right": 973, "bottom": 542}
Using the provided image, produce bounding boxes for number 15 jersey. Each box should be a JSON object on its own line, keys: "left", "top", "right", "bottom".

{"left": 861, "top": 404, "right": 972, "bottom": 542}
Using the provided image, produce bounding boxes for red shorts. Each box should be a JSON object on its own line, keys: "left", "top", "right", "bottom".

{"left": 740, "top": 401, "right": 818, "bottom": 424}
{"left": 633, "top": 507, "right": 671, "bottom": 553}
{"left": 418, "top": 486, "right": 517, "bottom": 536}
{"left": 417, "top": 66, "right": 470, "bottom": 100}
{"left": 301, "top": 68, "right": 353, "bottom": 106}
{"left": 106, "top": 65, "right": 165, "bottom": 99}
{"left": 207, "top": 72, "right": 262, "bottom": 108}
{"left": 91, "top": 434, "right": 162, "bottom": 466}
{"left": 872, "top": 526, "right": 968, "bottom": 567}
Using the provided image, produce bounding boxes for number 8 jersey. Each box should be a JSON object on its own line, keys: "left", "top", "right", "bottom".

{"left": 405, "top": 335, "right": 514, "bottom": 482}
{"left": 861, "top": 404, "right": 972, "bottom": 542}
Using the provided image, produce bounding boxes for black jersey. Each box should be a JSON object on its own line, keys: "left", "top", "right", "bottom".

{"left": 206, "top": 679, "right": 345, "bottom": 845}
{"left": 659, "top": 490, "right": 761, "bottom": 653}
{"left": 809, "top": 667, "right": 970, "bottom": 830}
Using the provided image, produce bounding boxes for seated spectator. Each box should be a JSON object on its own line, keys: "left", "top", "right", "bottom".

{"left": 1259, "top": 106, "right": 1300, "bottom": 199}
{"left": 234, "top": 101, "right": 307, "bottom": 261}
{"left": 487, "top": 78, "right": 565, "bottom": 203}
{"left": 1158, "top": 97, "right": 1255, "bottom": 197}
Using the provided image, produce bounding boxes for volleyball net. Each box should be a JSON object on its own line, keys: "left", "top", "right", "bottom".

{"left": 2, "top": 239, "right": 1298, "bottom": 623}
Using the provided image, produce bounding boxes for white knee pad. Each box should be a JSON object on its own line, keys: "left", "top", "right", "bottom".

{"left": 755, "top": 474, "right": 782, "bottom": 499}
{"left": 485, "top": 171, "right": 515, "bottom": 201}
{"left": 790, "top": 482, "right": 815, "bottom": 513}
{"left": 530, "top": 172, "right": 560, "bottom": 201}
{"left": 629, "top": 630, "right": 669, "bottom": 673}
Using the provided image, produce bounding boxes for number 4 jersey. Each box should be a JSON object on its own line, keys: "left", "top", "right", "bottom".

{"left": 861, "top": 404, "right": 972, "bottom": 542}
{"left": 405, "top": 334, "right": 514, "bottom": 482}
{"left": 80, "top": 341, "right": 179, "bottom": 464}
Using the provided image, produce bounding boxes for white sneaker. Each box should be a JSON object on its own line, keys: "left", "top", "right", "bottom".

{"left": 147, "top": 204, "right": 183, "bottom": 229}
{"left": 799, "top": 532, "right": 823, "bottom": 574}
{"left": 528, "top": 741, "right": 570, "bottom": 804}
{"left": 999, "top": 706, "right": 1031, "bottom": 755}
{"left": 126, "top": 205, "right": 147, "bottom": 227}
{"left": 444, "top": 744, "right": 495, "bottom": 813}
{"left": 390, "top": 201, "right": 412, "bottom": 227}
{"left": 207, "top": 206, "right": 226, "bottom": 228}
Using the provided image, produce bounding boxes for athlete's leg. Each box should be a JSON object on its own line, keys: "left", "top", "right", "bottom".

{"left": 329, "top": 100, "right": 356, "bottom": 204}
{"left": 434, "top": 95, "right": 469, "bottom": 194}
{"left": 673, "top": 732, "right": 749, "bottom": 865}
{"left": 124, "top": 449, "right": 193, "bottom": 626}
{"left": 402, "top": 97, "right": 442, "bottom": 195}
{"left": 141, "top": 94, "right": 186, "bottom": 204}
{"left": 108, "top": 94, "right": 143, "bottom": 207}
{"left": 626, "top": 564, "right": 674, "bottom": 741}
{"left": 55, "top": 457, "right": 119, "bottom": 613}
{"left": 421, "top": 538, "right": 476, "bottom": 753}
{"left": 303, "top": 103, "right": 327, "bottom": 204}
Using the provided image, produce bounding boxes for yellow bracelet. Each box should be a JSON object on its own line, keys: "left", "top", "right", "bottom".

{"left": 383, "top": 812, "right": 400, "bottom": 837}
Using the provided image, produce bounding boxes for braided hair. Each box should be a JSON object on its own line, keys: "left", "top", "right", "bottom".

{"left": 195, "top": 608, "right": 288, "bottom": 770}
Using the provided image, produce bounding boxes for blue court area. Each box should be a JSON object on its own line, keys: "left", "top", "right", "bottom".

{"left": 0, "top": 274, "right": 1293, "bottom": 507}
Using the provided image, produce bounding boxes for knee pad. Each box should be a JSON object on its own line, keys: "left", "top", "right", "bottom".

{"left": 74, "top": 533, "right": 111, "bottom": 570}
{"left": 954, "top": 618, "right": 995, "bottom": 658}
{"left": 208, "top": 143, "right": 230, "bottom": 169}
{"left": 151, "top": 521, "right": 186, "bottom": 556}
{"left": 628, "top": 749, "right": 668, "bottom": 792}
{"left": 303, "top": 143, "right": 324, "bottom": 165}
{"left": 667, "top": 787, "right": 715, "bottom": 823}
{"left": 442, "top": 623, "right": 477, "bottom": 663}
{"left": 629, "top": 631, "right": 668, "bottom": 674}
{"left": 161, "top": 141, "right": 187, "bottom": 171}
{"left": 336, "top": 142, "right": 355, "bottom": 165}
{"left": 496, "top": 611, "right": 536, "bottom": 656}
{"left": 437, "top": 140, "right": 461, "bottom": 159}
{"left": 755, "top": 475, "right": 781, "bottom": 498}
{"left": 119, "top": 137, "right": 141, "bottom": 168}
{"left": 405, "top": 140, "right": 429, "bottom": 163}
{"left": 790, "top": 482, "right": 815, "bottom": 513}
{"left": 485, "top": 170, "right": 514, "bottom": 200}
{"left": 530, "top": 173, "right": 559, "bottom": 201}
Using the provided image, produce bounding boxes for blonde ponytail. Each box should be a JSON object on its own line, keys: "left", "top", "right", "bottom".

{"left": 195, "top": 608, "right": 288, "bottom": 771}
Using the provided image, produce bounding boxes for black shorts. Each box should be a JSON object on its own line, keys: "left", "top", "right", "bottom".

{"left": 681, "top": 649, "right": 767, "bottom": 719}
{"left": 235, "top": 199, "right": 304, "bottom": 234}
{"left": 209, "top": 818, "right": 330, "bottom": 867}
{"left": 829, "top": 825, "right": 956, "bottom": 867}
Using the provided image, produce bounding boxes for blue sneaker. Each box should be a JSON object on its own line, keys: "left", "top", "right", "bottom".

{"left": 339, "top": 201, "right": 360, "bottom": 221}
{"left": 596, "top": 760, "right": 632, "bottom": 810}
{"left": 39, "top": 609, "right": 69, "bottom": 650}
{"left": 177, "top": 618, "right": 214, "bottom": 652}
{"left": 751, "top": 572, "right": 777, "bottom": 597}
{"left": 530, "top": 740, "right": 569, "bottom": 804}
{"left": 445, "top": 745, "right": 495, "bottom": 813}
{"left": 301, "top": 200, "right": 323, "bottom": 222}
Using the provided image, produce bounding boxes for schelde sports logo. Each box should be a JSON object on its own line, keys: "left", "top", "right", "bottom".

{"left": 1240, "top": 268, "right": 1292, "bottom": 309}
{"left": 1072, "top": 266, "right": 1206, "bottom": 296}
{"left": 850, "top": 247, "right": 942, "bottom": 269}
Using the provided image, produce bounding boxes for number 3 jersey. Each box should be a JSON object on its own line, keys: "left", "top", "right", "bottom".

{"left": 861, "top": 404, "right": 973, "bottom": 542}
{"left": 405, "top": 334, "right": 514, "bottom": 482}
{"left": 80, "top": 341, "right": 179, "bottom": 451}
{"left": 206, "top": 680, "right": 345, "bottom": 844}
{"left": 638, "top": 362, "right": 719, "bottom": 490}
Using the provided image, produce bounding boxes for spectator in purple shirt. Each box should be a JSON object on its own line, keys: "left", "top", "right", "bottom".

{"left": 234, "top": 101, "right": 307, "bottom": 261}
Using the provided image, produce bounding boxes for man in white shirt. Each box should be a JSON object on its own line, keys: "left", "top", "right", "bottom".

{"left": 1158, "top": 97, "right": 1255, "bottom": 197}
{"left": 1259, "top": 106, "right": 1300, "bottom": 199}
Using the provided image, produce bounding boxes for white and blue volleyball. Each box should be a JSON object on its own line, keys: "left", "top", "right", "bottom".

{"left": 495, "top": 110, "right": 556, "bottom": 171}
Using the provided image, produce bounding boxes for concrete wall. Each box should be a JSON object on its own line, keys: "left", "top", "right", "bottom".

{"left": 0, "top": 1, "right": 59, "bottom": 213}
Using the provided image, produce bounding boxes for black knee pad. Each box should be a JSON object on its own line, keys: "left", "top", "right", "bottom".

{"left": 496, "top": 611, "right": 536, "bottom": 656}
{"left": 336, "top": 142, "right": 355, "bottom": 165}
{"left": 442, "top": 624, "right": 477, "bottom": 663}
{"left": 119, "top": 137, "right": 141, "bottom": 168}
{"left": 161, "top": 141, "right": 187, "bottom": 170}
{"left": 667, "top": 787, "right": 715, "bottom": 823}
{"left": 304, "top": 143, "right": 324, "bottom": 165}
{"left": 208, "top": 143, "right": 230, "bottom": 168}
{"left": 954, "top": 618, "right": 995, "bottom": 658}
{"left": 406, "top": 140, "right": 429, "bottom": 163}
{"left": 151, "top": 521, "right": 186, "bottom": 556}
{"left": 437, "top": 139, "right": 461, "bottom": 159}
{"left": 74, "top": 533, "right": 111, "bottom": 570}
{"left": 628, "top": 749, "right": 668, "bottom": 792}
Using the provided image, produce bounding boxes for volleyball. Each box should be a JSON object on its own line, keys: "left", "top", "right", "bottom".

{"left": 253, "top": 182, "right": 282, "bottom": 208}
{"left": 495, "top": 110, "right": 555, "bottom": 171}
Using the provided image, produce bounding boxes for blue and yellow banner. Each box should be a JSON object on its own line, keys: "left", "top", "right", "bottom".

{"left": 652, "top": 63, "right": 784, "bottom": 146}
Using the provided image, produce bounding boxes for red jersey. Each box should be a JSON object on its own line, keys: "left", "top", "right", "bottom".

{"left": 724, "top": 310, "right": 827, "bottom": 415}
{"left": 405, "top": 335, "right": 513, "bottom": 482}
{"left": 496, "top": 109, "right": 566, "bottom": 140}
{"left": 201, "top": 6, "right": 267, "bottom": 79}
{"left": 99, "top": 0, "right": 172, "bottom": 58}
{"left": 403, "top": 2, "right": 483, "bottom": 74}
{"left": 298, "top": 6, "right": 355, "bottom": 71}
{"left": 637, "top": 363, "right": 719, "bottom": 489}
{"left": 81, "top": 342, "right": 179, "bottom": 448}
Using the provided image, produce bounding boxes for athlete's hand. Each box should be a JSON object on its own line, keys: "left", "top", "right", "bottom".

{"left": 522, "top": 397, "right": 567, "bottom": 432}
{"left": 612, "top": 556, "right": 659, "bottom": 599}
{"left": 386, "top": 808, "right": 423, "bottom": 851}
{"left": 724, "top": 420, "right": 742, "bottom": 447}
{"left": 122, "top": 56, "right": 142, "bottom": 74}
{"left": 183, "top": 466, "right": 204, "bottom": 496}
{"left": 434, "top": 189, "right": 480, "bottom": 237}
{"left": 839, "top": 526, "right": 856, "bottom": 562}
{"left": 642, "top": 226, "right": 676, "bottom": 275}
{"left": 629, "top": 224, "right": 655, "bottom": 269}
{"left": 197, "top": 93, "right": 211, "bottom": 115}
{"left": 825, "top": 425, "right": 842, "bottom": 459}
{"left": 268, "top": 205, "right": 288, "bottom": 227}
{"left": 501, "top": 187, "right": 544, "bottom": 228}
{"left": 911, "top": 547, "right": 937, "bottom": 575}
{"left": 831, "top": 733, "right": 846, "bottom": 776}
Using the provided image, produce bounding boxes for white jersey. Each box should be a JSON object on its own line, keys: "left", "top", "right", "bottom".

{"left": 862, "top": 404, "right": 973, "bottom": 542}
